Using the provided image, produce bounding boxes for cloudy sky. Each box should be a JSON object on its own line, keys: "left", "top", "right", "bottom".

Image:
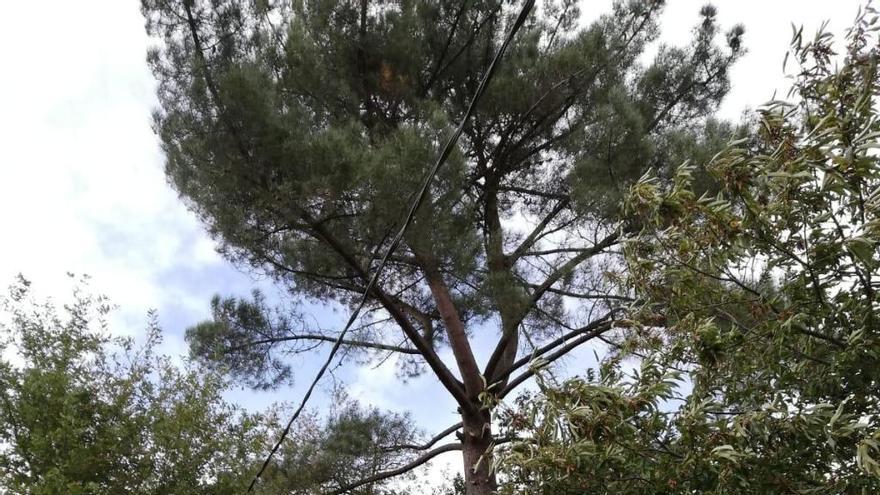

{"left": 0, "top": 0, "right": 867, "bottom": 480}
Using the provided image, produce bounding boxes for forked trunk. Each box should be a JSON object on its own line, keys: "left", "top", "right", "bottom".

{"left": 419, "top": 254, "right": 498, "bottom": 494}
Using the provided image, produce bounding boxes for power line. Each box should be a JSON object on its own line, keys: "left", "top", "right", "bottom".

{"left": 246, "top": 1, "right": 536, "bottom": 491}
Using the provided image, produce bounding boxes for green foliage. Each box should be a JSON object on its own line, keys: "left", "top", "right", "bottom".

{"left": 0, "top": 276, "right": 428, "bottom": 494}
{"left": 257, "top": 388, "right": 421, "bottom": 494}
{"left": 186, "top": 291, "right": 298, "bottom": 390}
{"left": 142, "top": 0, "right": 744, "bottom": 380}
{"left": 496, "top": 361, "right": 683, "bottom": 494}
{"left": 497, "top": 7, "right": 880, "bottom": 493}
{"left": 0, "top": 276, "right": 267, "bottom": 494}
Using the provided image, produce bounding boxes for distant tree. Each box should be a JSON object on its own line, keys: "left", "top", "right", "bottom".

{"left": 0, "top": 276, "right": 265, "bottom": 494}
{"left": 0, "top": 276, "right": 427, "bottom": 495}
{"left": 497, "top": 8, "right": 880, "bottom": 493}
{"left": 432, "top": 472, "right": 467, "bottom": 495}
{"left": 141, "top": 0, "right": 743, "bottom": 492}
{"left": 257, "top": 388, "right": 423, "bottom": 494}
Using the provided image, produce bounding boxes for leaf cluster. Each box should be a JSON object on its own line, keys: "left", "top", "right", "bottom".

{"left": 498, "top": 6, "right": 880, "bottom": 493}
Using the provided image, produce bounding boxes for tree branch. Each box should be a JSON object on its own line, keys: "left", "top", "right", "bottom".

{"left": 526, "top": 284, "right": 633, "bottom": 302}
{"left": 483, "top": 231, "right": 619, "bottom": 381}
{"left": 422, "top": 2, "right": 468, "bottom": 93}
{"left": 525, "top": 232, "right": 620, "bottom": 307}
{"left": 381, "top": 422, "right": 463, "bottom": 452}
{"left": 183, "top": 0, "right": 472, "bottom": 414}
{"left": 304, "top": 214, "right": 474, "bottom": 410}
{"left": 491, "top": 313, "right": 614, "bottom": 388}
{"left": 424, "top": 261, "right": 485, "bottom": 398}
{"left": 427, "top": 4, "right": 504, "bottom": 94}
{"left": 499, "top": 318, "right": 615, "bottom": 398}
{"left": 325, "top": 443, "right": 463, "bottom": 495}
{"left": 498, "top": 185, "right": 570, "bottom": 201}
{"left": 226, "top": 334, "right": 421, "bottom": 355}
{"left": 509, "top": 199, "right": 571, "bottom": 261}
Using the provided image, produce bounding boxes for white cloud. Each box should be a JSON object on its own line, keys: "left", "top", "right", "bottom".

{"left": 653, "top": 0, "right": 864, "bottom": 121}
{"left": 0, "top": 0, "right": 249, "bottom": 345}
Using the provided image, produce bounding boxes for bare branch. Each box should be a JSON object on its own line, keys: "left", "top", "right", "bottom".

{"left": 381, "top": 422, "right": 463, "bottom": 452}
{"left": 226, "top": 334, "right": 421, "bottom": 355}
{"left": 499, "top": 319, "right": 616, "bottom": 398}
{"left": 324, "top": 443, "right": 463, "bottom": 495}
{"left": 483, "top": 232, "right": 619, "bottom": 381}
{"left": 526, "top": 232, "right": 620, "bottom": 307}
{"left": 492, "top": 313, "right": 615, "bottom": 387}
{"left": 509, "top": 199, "right": 571, "bottom": 261}
{"left": 526, "top": 285, "right": 633, "bottom": 302}
{"left": 498, "top": 185, "right": 570, "bottom": 201}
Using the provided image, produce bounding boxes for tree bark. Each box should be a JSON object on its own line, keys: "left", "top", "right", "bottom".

{"left": 416, "top": 249, "right": 496, "bottom": 494}
{"left": 482, "top": 180, "right": 525, "bottom": 387}
{"left": 461, "top": 410, "right": 497, "bottom": 495}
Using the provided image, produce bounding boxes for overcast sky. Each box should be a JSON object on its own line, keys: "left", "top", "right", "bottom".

{"left": 0, "top": 0, "right": 868, "bottom": 482}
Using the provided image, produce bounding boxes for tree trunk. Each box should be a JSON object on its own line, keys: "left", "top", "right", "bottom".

{"left": 414, "top": 237, "right": 498, "bottom": 494}
{"left": 461, "top": 411, "right": 496, "bottom": 495}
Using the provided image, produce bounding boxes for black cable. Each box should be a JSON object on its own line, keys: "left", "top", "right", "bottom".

{"left": 246, "top": 1, "right": 535, "bottom": 491}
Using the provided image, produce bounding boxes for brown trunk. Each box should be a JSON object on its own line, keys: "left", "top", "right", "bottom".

{"left": 411, "top": 194, "right": 497, "bottom": 493}
{"left": 461, "top": 411, "right": 496, "bottom": 495}
{"left": 482, "top": 181, "right": 524, "bottom": 387}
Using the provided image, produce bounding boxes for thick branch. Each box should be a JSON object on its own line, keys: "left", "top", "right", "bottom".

{"left": 483, "top": 231, "right": 619, "bottom": 381}
{"left": 499, "top": 319, "right": 615, "bottom": 398}
{"left": 509, "top": 199, "right": 571, "bottom": 261}
{"left": 424, "top": 264, "right": 484, "bottom": 398}
{"left": 305, "top": 215, "right": 475, "bottom": 411}
{"left": 481, "top": 178, "right": 524, "bottom": 387}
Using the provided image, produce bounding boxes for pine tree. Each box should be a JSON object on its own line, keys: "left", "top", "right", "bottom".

{"left": 141, "top": 1, "right": 743, "bottom": 492}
